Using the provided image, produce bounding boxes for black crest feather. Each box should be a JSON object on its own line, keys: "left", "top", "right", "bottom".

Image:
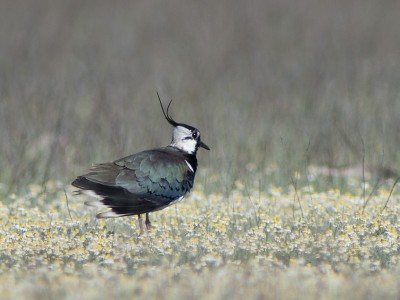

{"left": 157, "top": 92, "right": 178, "bottom": 126}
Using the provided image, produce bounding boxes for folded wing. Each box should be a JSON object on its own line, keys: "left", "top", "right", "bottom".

{"left": 72, "top": 147, "right": 195, "bottom": 217}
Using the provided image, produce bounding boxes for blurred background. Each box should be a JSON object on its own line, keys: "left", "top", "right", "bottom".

{"left": 1, "top": 0, "right": 400, "bottom": 194}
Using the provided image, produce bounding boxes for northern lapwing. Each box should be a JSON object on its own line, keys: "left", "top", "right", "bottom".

{"left": 72, "top": 93, "right": 209, "bottom": 234}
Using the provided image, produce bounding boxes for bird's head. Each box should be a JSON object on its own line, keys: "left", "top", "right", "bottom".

{"left": 158, "top": 93, "right": 210, "bottom": 155}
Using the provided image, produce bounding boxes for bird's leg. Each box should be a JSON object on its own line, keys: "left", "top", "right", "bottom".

{"left": 138, "top": 214, "right": 144, "bottom": 235}
{"left": 145, "top": 213, "right": 152, "bottom": 231}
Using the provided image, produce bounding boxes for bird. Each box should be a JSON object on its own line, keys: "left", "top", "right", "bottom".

{"left": 72, "top": 93, "right": 209, "bottom": 234}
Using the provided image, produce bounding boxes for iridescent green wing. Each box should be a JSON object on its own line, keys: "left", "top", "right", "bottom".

{"left": 114, "top": 148, "right": 195, "bottom": 201}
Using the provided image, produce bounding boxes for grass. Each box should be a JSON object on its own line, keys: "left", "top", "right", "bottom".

{"left": 1, "top": 0, "right": 400, "bottom": 299}
{"left": 1, "top": 0, "right": 400, "bottom": 191}
{"left": 1, "top": 174, "right": 399, "bottom": 299}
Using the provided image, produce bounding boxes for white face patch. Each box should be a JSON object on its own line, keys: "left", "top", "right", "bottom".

{"left": 170, "top": 126, "right": 198, "bottom": 154}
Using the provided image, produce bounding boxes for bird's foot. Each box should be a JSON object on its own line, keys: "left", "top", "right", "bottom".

{"left": 138, "top": 214, "right": 144, "bottom": 235}
{"left": 145, "top": 213, "right": 153, "bottom": 231}
{"left": 145, "top": 220, "right": 152, "bottom": 231}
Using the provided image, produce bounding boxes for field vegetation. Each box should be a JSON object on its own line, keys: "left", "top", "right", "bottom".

{"left": 1, "top": 0, "right": 400, "bottom": 299}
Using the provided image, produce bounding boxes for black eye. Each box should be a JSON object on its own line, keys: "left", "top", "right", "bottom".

{"left": 192, "top": 131, "right": 198, "bottom": 139}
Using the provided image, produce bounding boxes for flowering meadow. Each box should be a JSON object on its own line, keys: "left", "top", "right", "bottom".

{"left": 2, "top": 1, "right": 400, "bottom": 299}
{"left": 1, "top": 172, "right": 399, "bottom": 299}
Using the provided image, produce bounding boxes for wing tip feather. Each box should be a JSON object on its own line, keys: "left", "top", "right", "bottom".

{"left": 84, "top": 200, "right": 106, "bottom": 208}
{"left": 96, "top": 211, "right": 124, "bottom": 218}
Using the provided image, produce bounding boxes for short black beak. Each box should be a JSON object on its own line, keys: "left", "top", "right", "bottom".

{"left": 199, "top": 140, "right": 210, "bottom": 150}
